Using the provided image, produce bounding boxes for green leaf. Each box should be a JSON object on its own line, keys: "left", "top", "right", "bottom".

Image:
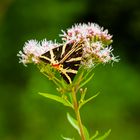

{"left": 80, "top": 73, "right": 94, "bottom": 88}
{"left": 39, "top": 92, "right": 72, "bottom": 108}
{"left": 83, "top": 127, "right": 90, "bottom": 140}
{"left": 67, "top": 113, "right": 80, "bottom": 134}
{"left": 67, "top": 113, "right": 90, "bottom": 140}
{"left": 61, "top": 135, "right": 75, "bottom": 140}
{"left": 73, "top": 67, "right": 84, "bottom": 81}
{"left": 95, "top": 129, "right": 111, "bottom": 140}
{"left": 90, "top": 131, "right": 99, "bottom": 140}
{"left": 82, "top": 67, "right": 94, "bottom": 81}
{"left": 79, "top": 92, "right": 99, "bottom": 109}
{"left": 61, "top": 77, "right": 68, "bottom": 88}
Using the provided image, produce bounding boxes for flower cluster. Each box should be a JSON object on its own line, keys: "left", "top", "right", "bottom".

{"left": 81, "top": 41, "right": 116, "bottom": 68}
{"left": 60, "top": 23, "right": 112, "bottom": 44}
{"left": 60, "top": 23, "right": 117, "bottom": 68}
{"left": 17, "top": 40, "right": 60, "bottom": 65}
{"left": 17, "top": 23, "right": 118, "bottom": 68}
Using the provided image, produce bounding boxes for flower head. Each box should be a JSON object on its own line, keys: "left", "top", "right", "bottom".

{"left": 18, "top": 23, "right": 118, "bottom": 68}
{"left": 17, "top": 39, "right": 60, "bottom": 65}
{"left": 81, "top": 41, "right": 118, "bottom": 68}
{"left": 60, "top": 23, "right": 118, "bottom": 68}
{"left": 60, "top": 23, "right": 112, "bottom": 44}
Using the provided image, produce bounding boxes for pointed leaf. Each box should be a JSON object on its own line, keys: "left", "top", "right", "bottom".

{"left": 67, "top": 113, "right": 80, "bottom": 134}
{"left": 73, "top": 69, "right": 84, "bottom": 85}
{"left": 83, "top": 124, "right": 90, "bottom": 140}
{"left": 90, "top": 131, "right": 99, "bottom": 140}
{"left": 39, "top": 92, "right": 72, "bottom": 107}
{"left": 82, "top": 67, "right": 94, "bottom": 81}
{"left": 95, "top": 129, "right": 111, "bottom": 140}
{"left": 80, "top": 73, "right": 94, "bottom": 88}
{"left": 61, "top": 135, "right": 74, "bottom": 140}
{"left": 61, "top": 77, "right": 68, "bottom": 88}
{"left": 67, "top": 113, "right": 90, "bottom": 140}
{"left": 79, "top": 92, "right": 99, "bottom": 109}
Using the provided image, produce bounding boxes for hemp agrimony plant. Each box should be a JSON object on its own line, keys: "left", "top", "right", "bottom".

{"left": 18, "top": 23, "right": 118, "bottom": 140}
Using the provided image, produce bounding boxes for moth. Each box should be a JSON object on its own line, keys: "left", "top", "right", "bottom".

{"left": 40, "top": 43, "right": 83, "bottom": 84}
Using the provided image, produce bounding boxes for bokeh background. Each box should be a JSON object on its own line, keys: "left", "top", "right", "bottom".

{"left": 0, "top": 0, "right": 140, "bottom": 140}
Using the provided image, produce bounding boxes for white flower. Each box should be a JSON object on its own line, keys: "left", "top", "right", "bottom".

{"left": 18, "top": 23, "right": 118, "bottom": 68}
{"left": 17, "top": 39, "right": 60, "bottom": 65}
{"left": 41, "top": 39, "right": 60, "bottom": 51}
{"left": 60, "top": 23, "right": 112, "bottom": 44}
{"left": 59, "top": 22, "right": 117, "bottom": 68}
{"left": 81, "top": 41, "right": 117, "bottom": 68}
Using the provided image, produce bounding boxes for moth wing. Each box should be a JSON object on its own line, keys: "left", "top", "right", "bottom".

{"left": 39, "top": 45, "right": 63, "bottom": 63}
{"left": 60, "top": 44, "right": 83, "bottom": 83}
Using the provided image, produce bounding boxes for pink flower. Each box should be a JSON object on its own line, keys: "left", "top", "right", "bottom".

{"left": 17, "top": 39, "right": 60, "bottom": 65}
{"left": 18, "top": 23, "right": 118, "bottom": 68}
{"left": 60, "top": 23, "right": 112, "bottom": 44}
{"left": 60, "top": 23, "right": 118, "bottom": 68}
{"left": 81, "top": 41, "right": 118, "bottom": 68}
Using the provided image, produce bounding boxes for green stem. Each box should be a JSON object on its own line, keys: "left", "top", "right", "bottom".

{"left": 42, "top": 72, "right": 61, "bottom": 88}
{"left": 72, "top": 87, "right": 86, "bottom": 140}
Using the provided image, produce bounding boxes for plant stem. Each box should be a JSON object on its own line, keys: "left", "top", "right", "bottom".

{"left": 72, "top": 87, "right": 86, "bottom": 140}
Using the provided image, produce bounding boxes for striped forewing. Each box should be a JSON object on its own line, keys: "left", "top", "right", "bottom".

{"left": 40, "top": 43, "right": 82, "bottom": 84}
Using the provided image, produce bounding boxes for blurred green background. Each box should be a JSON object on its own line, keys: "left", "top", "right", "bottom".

{"left": 0, "top": 0, "right": 140, "bottom": 140}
